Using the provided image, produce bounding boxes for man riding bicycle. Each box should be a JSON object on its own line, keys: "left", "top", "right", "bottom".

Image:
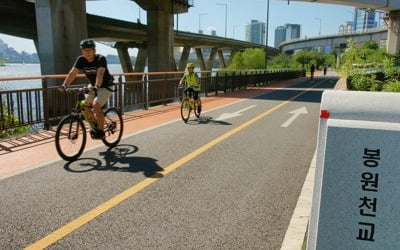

{"left": 61, "top": 39, "right": 114, "bottom": 139}
{"left": 179, "top": 62, "right": 201, "bottom": 113}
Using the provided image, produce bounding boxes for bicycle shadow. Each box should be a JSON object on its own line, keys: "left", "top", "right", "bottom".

{"left": 63, "top": 144, "right": 164, "bottom": 178}
{"left": 185, "top": 116, "right": 232, "bottom": 125}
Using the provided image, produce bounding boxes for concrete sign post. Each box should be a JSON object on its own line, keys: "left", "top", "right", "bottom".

{"left": 308, "top": 90, "right": 400, "bottom": 250}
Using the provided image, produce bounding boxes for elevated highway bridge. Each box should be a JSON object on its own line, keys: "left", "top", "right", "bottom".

{"left": 280, "top": 28, "right": 388, "bottom": 54}
{"left": 0, "top": 0, "right": 278, "bottom": 83}
{"left": 290, "top": 0, "right": 400, "bottom": 54}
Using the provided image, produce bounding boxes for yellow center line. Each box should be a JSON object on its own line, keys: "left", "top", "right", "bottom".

{"left": 25, "top": 84, "right": 317, "bottom": 249}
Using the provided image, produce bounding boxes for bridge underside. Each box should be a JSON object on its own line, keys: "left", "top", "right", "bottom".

{"left": 0, "top": 0, "right": 278, "bottom": 82}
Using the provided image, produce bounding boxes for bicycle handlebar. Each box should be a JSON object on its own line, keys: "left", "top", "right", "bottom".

{"left": 178, "top": 84, "right": 199, "bottom": 89}
{"left": 60, "top": 86, "right": 98, "bottom": 94}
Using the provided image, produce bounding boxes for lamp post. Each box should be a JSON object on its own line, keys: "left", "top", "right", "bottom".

{"left": 314, "top": 17, "right": 322, "bottom": 35}
{"left": 198, "top": 13, "right": 207, "bottom": 34}
{"left": 217, "top": 3, "right": 227, "bottom": 38}
{"left": 265, "top": 0, "right": 270, "bottom": 70}
{"left": 137, "top": 7, "right": 141, "bottom": 23}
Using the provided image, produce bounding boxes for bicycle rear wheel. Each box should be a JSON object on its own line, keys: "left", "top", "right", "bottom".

{"left": 55, "top": 115, "right": 86, "bottom": 161}
{"left": 102, "top": 107, "right": 124, "bottom": 147}
{"left": 180, "top": 98, "right": 191, "bottom": 123}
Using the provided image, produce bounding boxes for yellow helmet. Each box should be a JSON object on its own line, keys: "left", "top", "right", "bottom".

{"left": 186, "top": 62, "right": 195, "bottom": 68}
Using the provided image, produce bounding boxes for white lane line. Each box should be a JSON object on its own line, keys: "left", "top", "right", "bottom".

{"left": 280, "top": 151, "right": 316, "bottom": 250}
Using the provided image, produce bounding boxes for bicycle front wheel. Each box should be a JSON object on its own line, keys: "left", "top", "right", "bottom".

{"left": 55, "top": 115, "right": 86, "bottom": 161}
{"left": 102, "top": 107, "right": 123, "bottom": 147}
{"left": 180, "top": 98, "right": 191, "bottom": 123}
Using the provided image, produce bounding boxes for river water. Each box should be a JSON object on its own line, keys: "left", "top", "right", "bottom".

{"left": 0, "top": 63, "right": 124, "bottom": 90}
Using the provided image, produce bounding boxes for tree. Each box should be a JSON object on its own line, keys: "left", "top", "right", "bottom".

{"left": 294, "top": 50, "right": 313, "bottom": 69}
{"left": 228, "top": 48, "right": 265, "bottom": 70}
{"left": 269, "top": 53, "right": 297, "bottom": 69}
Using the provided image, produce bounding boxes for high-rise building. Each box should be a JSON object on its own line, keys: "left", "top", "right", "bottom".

{"left": 354, "top": 8, "right": 377, "bottom": 31}
{"left": 286, "top": 24, "right": 301, "bottom": 40}
{"left": 274, "top": 26, "right": 286, "bottom": 48}
{"left": 245, "top": 20, "right": 265, "bottom": 45}
{"left": 274, "top": 24, "right": 301, "bottom": 48}
{"left": 338, "top": 21, "right": 354, "bottom": 34}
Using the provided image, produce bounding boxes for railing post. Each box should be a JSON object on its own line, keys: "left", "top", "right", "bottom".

{"left": 224, "top": 72, "right": 228, "bottom": 93}
{"left": 42, "top": 77, "right": 50, "bottom": 130}
{"left": 204, "top": 71, "right": 209, "bottom": 97}
{"left": 163, "top": 73, "right": 167, "bottom": 106}
{"left": 244, "top": 71, "right": 248, "bottom": 89}
{"left": 214, "top": 71, "right": 219, "bottom": 96}
{"left": 231, "top": 71, "right": 235, "bottom": 92}
{"left": 118, "top": 75, "right": 124, "bottom": 114}
{"left": 144, "top": 73, "right": 149, "bottom": 110}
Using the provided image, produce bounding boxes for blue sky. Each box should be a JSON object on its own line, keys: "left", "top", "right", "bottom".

{"left": 0, "top": 0, "right": 356, "bottom": 55}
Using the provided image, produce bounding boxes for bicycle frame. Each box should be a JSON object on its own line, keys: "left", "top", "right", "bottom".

{"left": 68, "top": 88, "right": 97, "bottom": 130}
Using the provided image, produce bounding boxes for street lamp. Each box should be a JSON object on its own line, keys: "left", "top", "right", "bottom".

{"left": 265, "top": 0, "right": 270, "bottom": 69}
{"left": 217, "top": 3, "right": 227, "bottom": 38}
{"left": 314, "top": 17, "right": 322, "bottom": 35}
{"left": 137, "top": 8, "right": 141, "bottom": 23}
{"left": 198, "top": 13, "right": 207, "bottom": 34}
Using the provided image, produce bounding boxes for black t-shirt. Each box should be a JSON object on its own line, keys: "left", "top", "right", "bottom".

{"left": 73, "top": 54, "right": 114, "bottom": 87}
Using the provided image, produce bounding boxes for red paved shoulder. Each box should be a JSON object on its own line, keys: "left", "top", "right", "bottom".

{"left": 0, "top": 78, "right": 305, "bottom": 179}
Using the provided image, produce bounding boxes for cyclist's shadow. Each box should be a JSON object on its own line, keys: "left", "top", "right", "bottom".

{"left": 64, "top": 144, "right": 164, "bottom": 178}
{"left": 186, "top": 115, "right": 232, "bottom": 125}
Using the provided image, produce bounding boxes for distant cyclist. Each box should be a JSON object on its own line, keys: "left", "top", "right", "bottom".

{"left": 179, "top": 62, "right": 201, "bottom": 113}
{"left": 61, "top": 39, "right": 114, "bottom": 139}
{"left": 310, "top": 63, "right": 315, "bottom": 80}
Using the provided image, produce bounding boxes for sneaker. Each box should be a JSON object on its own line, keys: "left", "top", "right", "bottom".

{"left": 90, "top": 129, "right": 105, "bottom": 139}
{"left": 89, "top": 129, "right": 96, "bottom": 139}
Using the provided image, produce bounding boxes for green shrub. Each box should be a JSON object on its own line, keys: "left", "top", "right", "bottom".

{"left": 383, "top": 80, "right": 400, "bottom": 92}
{"left": 0, "top": 105, "right": 29, "bottom": 139}
{"left": 347, "top": 72, "right": 382, "bottom": 91}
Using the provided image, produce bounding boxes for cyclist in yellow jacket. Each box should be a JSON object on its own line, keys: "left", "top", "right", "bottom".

{"left": 179, "top": 62, "right": 201, "bottom": 113}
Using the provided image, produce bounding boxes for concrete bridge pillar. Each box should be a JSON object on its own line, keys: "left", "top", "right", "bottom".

{"left": 136, "top": 0, "right": 190, "bottom": 72}
{"left": 206, "top": 48, "right": 218, "bottom": 70}
{"left": 178, "top": 46, "right": 191, "bottom": 71}
{"left": 35, "top": 0, "right": 87, "bottom": 83}
{"left": 135, "top": 44, "right": 148, "bottom": 73}
{"left": 387, "top": 11, "right": 400, "bottom": 55}
{"left": 147, "top": 7, "right": 175, "bottom": 72}
{"left": 116, "top": 44, "right": 134, "bottom": 73}
{"left": 195, "top": 48, "right": 206, "bottom": 71}
{"left": 217, "top": 50, "right": 227, "bottom": 69}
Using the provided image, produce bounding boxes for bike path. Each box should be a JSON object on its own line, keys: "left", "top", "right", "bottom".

{"left": 0, "top": 78, "right": 308, "bottom": 180}
{"left": 0, "top": 72, "right": 341, "bottom": 249}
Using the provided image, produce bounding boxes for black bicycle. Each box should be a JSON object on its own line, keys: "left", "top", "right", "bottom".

{"left": 179, "top": 85, "right": 201, "bottom": 123}
{"left": 55, "top": 87, "right": 123, "bottom": 161}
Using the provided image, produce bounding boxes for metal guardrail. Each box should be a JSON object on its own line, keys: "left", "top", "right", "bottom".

{"left": 0, "top": 69, "right": 305, "bottom": 131}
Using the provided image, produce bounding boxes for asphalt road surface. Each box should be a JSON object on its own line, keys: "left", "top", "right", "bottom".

{"left": 0, "top": 77, "right": 338, "bottom": 249}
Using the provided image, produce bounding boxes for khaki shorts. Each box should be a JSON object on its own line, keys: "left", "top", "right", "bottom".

{"left": 83, "top": 87, "right": 113, "bottom": 107}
